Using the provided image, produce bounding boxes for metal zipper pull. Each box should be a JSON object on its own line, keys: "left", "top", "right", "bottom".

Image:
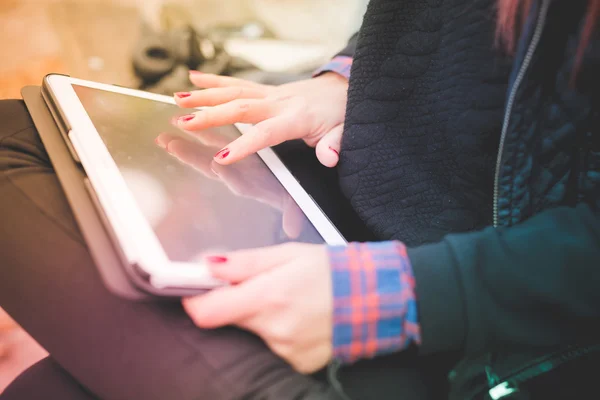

{"left": 489, "top": 382, "right": 521, "bottom": 399}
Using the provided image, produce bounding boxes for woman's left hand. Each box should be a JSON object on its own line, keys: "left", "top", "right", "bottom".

{"left": 182, "top": 243, "right": 333, "bottom": 374}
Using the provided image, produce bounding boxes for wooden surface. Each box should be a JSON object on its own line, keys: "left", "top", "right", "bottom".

{"left": 0, "top": 0, "right": 357, "bottom": 392}
{"left": 0, "top": 0, "right": 143, "bottom": 391}
{"left": 0, "top": 0, "right": 141, "bottom": 100}
{"left": 0, "top": 0, "right": 252, "bottom": 391}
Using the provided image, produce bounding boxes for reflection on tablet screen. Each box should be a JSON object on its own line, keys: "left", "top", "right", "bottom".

{"left": 73, "top": 85, "right": 324, "bottom": 262}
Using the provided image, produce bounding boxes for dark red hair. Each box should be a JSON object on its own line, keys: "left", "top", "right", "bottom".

{"left": 496, "top": 0, "right": 600, "bottom": 72}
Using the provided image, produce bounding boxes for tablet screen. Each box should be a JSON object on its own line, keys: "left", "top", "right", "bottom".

{"left": 72, "top": 84, "right": 324, "bottom": 262}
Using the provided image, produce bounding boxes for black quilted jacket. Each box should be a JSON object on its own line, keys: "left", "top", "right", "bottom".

{"left": 337, "top": 0, "right": 600, "bottom": 377}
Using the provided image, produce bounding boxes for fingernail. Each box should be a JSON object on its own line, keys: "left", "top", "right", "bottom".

{"left": 214, "top": 148, "right": 230, "bottom": 160}
{"left": 189, "top": 70, "right": 203, "bottom": 75}
{"left": 329, "top": 146, "right": 340, "bottom": 156}
{"left": 179, "top": 114, "right": 195, "bottom": 122}
{"left": 206, "top": 255, "right": 228, "bottom": 264}
{"left": 175, "top": 92, "right": 191, "bottom": 98}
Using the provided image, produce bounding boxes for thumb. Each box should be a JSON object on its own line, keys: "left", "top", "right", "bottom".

{"left": 315, "top": 124, "right": 343, "bottom": 168}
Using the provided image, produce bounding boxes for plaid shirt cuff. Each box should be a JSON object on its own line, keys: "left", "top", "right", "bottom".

{"left": 328, "top": 241, "right": 421, "bottom": 364}
{"left": 313, "top": 56, "right": 353, "bottom": 80}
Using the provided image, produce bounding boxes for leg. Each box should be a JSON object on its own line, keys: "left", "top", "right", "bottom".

{"left": 1, "top": 357, "right": 96, "bottom": 400}
{"left": 0, "top": 100, "right": 337, "bottom": 400}
{"left": 0, "top": 99, "right": 447, "bottom": 400}
{"left": 337, "top": 351, "right": 457, "bottom": 399}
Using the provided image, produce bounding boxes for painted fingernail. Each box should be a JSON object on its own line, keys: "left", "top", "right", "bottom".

{"left": 175, "top": 92, "right": 191, "bottom": 98}
{"left": 206, "top": 255, "right": 228, "bottom": 264}
{"left": 214, "top": 148, "right": 230, "bottom": 159}
{"left": 179, "top": 114, "right": 195, "bottom": 122}
{"left": 329, "top": 146, "right": 340, "bottom": 156}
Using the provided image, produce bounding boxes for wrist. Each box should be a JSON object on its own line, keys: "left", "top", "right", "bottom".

{"left": 316, "top": 72, "right": 349, "bottom": 87}
{"left": 328, "top": 241, "right": 422, "bottom": 364}
{"left": 313, "top": 55, "right": 353, "bottom": 81}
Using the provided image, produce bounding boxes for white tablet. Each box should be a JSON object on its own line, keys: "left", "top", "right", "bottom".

{"left": 42, "top": 74, "right": 346, "bottom": 295}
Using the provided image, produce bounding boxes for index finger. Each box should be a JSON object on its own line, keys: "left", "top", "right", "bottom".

{"left": 189, "top": 71, "right": 267, "bottom": 90}
{"left": 213, "top": 116, "right": 297, "bottom": 165}
{"left": 182, "top": 280, "right": 264, "bottom": 328}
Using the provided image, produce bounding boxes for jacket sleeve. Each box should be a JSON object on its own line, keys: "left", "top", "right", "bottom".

{"left": 336, "top": 32, "right": 359, "bottom": 58}
{"left": 407, "top": 203, "right": 600, "bottom": 355}
{"left": 313, "top": 33, "right": 358, "bottom": 79}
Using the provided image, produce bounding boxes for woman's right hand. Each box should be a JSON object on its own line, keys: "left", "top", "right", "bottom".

{"left": 174, "top": 71, "right": 349, "bottom": 168}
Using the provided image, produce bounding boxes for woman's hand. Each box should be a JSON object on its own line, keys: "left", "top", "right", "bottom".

{"left": 182, "top": 243, "right": 333, "bottom": 373}
{"left": 174, "top": 71, "right": 348, "bottom": 167}
{"left": 0, "top": 308, "right": 16, "bottom": 359}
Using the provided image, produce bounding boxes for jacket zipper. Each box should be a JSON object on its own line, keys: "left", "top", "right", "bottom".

{"left": 493, "top": 0, "right": 551, "bottom": 227}
{"left": 487, "top": 343, "right": 600, "bottom": 399}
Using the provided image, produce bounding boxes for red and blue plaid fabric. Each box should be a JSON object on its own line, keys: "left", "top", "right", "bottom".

{"left": 313, "top": 56, "right": 353, "bottom": 80}
{"left": 327, "top": 241, "right": 421, "bottom": 364}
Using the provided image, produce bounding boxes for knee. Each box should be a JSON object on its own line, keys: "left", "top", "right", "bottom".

{"left": 0, "top": 99, "right": 34, "bottom": 141}
{"left": 1, "top": 357, "right": 95, "bottom": 400}
{"left": 0, "top": 100, "right": 48, "bottom": 172}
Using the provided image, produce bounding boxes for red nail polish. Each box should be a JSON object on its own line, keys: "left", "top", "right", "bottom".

{"left": 175, "top": 92, "right": 191, "bottom": 98}
{"left": 329, "top": 146, "right": 340, "bottom": 156}
{"left": 206, "top": 255, "right": 228, "bottom": 264}
{"left": 179, "top": 114, "right": 195, "bottom": 122}
{"left": 214, "top": 148, "right": 230, "bottom": 159}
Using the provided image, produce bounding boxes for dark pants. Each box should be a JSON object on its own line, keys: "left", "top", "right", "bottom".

{"left": 0, "top": 99, "right": 453, "bottom": 399}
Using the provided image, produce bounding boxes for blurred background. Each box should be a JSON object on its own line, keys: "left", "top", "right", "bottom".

{"left": 0, "top": 0, "right": 367, "bottom": 393}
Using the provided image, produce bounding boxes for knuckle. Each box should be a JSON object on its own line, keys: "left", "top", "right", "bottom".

{"left": 234, "top": 86, "right": 245, "bottom": 99}
{"left": 214, "top": 77, "right": 227, "bottom": 88}
{"left": 274, "top": 94, "right": 294, "bottom": 103}
{"left": 269, "top": 323, "right": 296, "bottom": 346}
{"left": 270, "top": 343, "right": 297, "bottom": 368}
{"left": 303, "top": 137, "right": 319, "bottom": 148}
{"left": 265, "top": 285, "right": 290, "bottom": 309}
{"left": 199, "top": 90, "right": 220, "bottom": 106}
{"left": 256, "top": 124, "right": 275, "bottom": 143}
{"left": 294, "top": 360, "right": 311, "bottom": 374}
{"left": 234, "top": 100, "right": 252, "bottom": 119}
{"left": 271, "top": 342, "right": 291, "bottom": 358}
{"left": 198, "top": 110, "right": 212, "bottom": 126}
{"left": 184, "top": 304, "right": 206, "bottom": 327}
